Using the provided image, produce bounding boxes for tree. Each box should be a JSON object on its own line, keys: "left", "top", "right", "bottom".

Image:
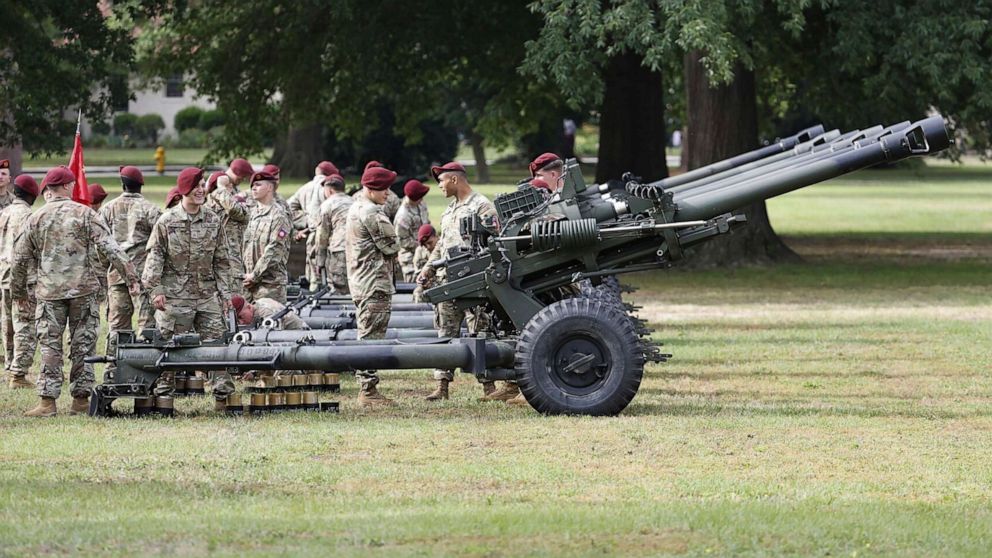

{"left": 0, "top": 0, "right": 148, "bottom": 167}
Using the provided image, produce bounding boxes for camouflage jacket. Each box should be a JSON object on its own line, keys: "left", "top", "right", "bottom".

{"left": 0, "top": 199, "right": 35, "bottom": 289}
{"left": 0, "top": 189, "right": 13, "bottom": 211}
{"left": 142, "top": 205, "right": 233, "bottom": 300}
{"left": 315, "top": 192, "right": 353, "bottom": 268}
{"left": 99, "top": 193, "right": 162, "bottom": 286}
{"left": 12, "top": 197, "right": 137, "bottom": 301}
{"left": 207, "top": 181, "right": 251, "bottom": 265}
{"left": 352, "top": 188, "right": 401, "bottom": 221}
{"left": 287, "top": 178, "right": 321, "bottom": 230}
{"left": 345, "top": 193, "right": 400, "bottom": 299}
{"left": 253, "top": 297, "right": 309, "bottom": 330}
{"left": 394, "top": 199, "right": 429, "bottom": 264}
{"left": 425, "top": 190, "right": 496, "bottom": 280}
{"left": 413, "top": 244, "right": 432, "bottom": 274}
{"left": 242, "top": 203, "right": 291, "bottom": 286}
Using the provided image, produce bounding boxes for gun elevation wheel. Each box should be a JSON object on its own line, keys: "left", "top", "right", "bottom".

{"left": 515, "top": 298, "right": 644, "bottom": 416}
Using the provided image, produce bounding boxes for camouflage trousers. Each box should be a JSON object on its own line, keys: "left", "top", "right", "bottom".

{"left": 153, "top": 297, "right": 234, "bottom": 400}
{"left": 433, "top": 299, "right": 490, "bottom": 381}
{"left": 248, "top": 282, "right": 287, "bottom": 305}
{"left": 0, "top": 288, "right": 15, "bottom": 370}
{"left": 398, "top": 248, "right": 417, "bottom": 282}
{"left": 104, "top": 284, "right": 156, "bottom": 381}
{"left": 354, "top": 291, "right": 391, "bottom": 388}
{"left": 7, "top": 288, "right": 37, "bottom": 379}
{"left": 305, "top": 234, "right": 320, "bottom": 287}
{"left": 36, "top": 294, "right": 101, "bottom": 399}
{"left": 327, "top": 251, "right": 349, "bottom": 294}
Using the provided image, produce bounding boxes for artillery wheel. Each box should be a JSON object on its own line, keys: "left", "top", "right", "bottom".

{"left": 515, "top": 298, "right": 644, "bottom": 416}
{"left": 88, "top": 386, "right": 116, "bottom": 418}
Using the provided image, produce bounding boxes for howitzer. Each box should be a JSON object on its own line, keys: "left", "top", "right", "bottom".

{"left": 97, "top": 116, "right": 949, "bottom": 417}
{"left": 259, "top": 284, "right": 331, "bottom": 329}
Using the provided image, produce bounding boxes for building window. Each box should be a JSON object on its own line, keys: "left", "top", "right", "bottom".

{"left": 165, "top": 74, "right": 184, "bottom": 98}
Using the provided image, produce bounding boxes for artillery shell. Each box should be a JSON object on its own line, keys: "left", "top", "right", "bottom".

{"left": 267, "top": 392, "right": 286, "bottom": 412}
{"left": 250, "top": 393, "right": 268, "bottom": 414}
{"left": 302, "top": 391, "right": 319, "bottom": 410}
{"left": 292, "top": 374, "right": 308, "bottom": 387}
{"left": 307, "top": 373, "right": 323, "bottom": 387}
{"left": 277, "top": 375, "right": 293, "bottom": 389}
{"left": 226, "top": 393, "right": 243, "bottom": 406}
{"left": 133, "top": 397, "right": 155, "bottom": 417}
{"left": 174, "top": 376, "right": 188, "bottom": 395}
{"left": 323, "top": 373, "right": 340, "bottom": 392}
{"left": 186, "top": 377, "right": 206, "bottom": 395}
{"left": 154, "top": 396, "right": 175, "bottom": 417}
{"left": 285, "top": 391, "right": 302, "bottom": 409}
{"left": 261, "top": 375, "right": 277, "bottom": 389}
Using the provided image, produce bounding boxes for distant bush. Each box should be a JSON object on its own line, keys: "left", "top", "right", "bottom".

{"left": 88, "top": 133, "right": 110, "bottom": 148}
{"left": 175, "top": 128, "right": 209, "bottom": 148}
{"left": 91, "top": 119, "right": 112, "bottom": 136}
{"left": 174, "top": 106, "right": 205, "bottom": 132}
{"left": 136, "top": 113, "right": 166, "bottom": 144}
{"left": 113, "top": 113, "right": 139, "bottom": 137}
{"left": 198, "top": 109, "right": 226, "bottom": 131}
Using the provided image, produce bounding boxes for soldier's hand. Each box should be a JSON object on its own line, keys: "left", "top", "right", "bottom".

{"left": 16, "top": 299, "right": 30, "bottom": 315}
{"left": 128, "top": 281, "right": 142, "bottom": 296}
{"left": 243, "top": 273, "right": 256, "bottom": 288}
{"left": 416, "top": 270, "right": 430, "bottom": 285}
{"left": 295, "top": 230, "right": 308, "bottom": 241}
{"left": 152, "top": 294, "right": 167, "bottom": 311}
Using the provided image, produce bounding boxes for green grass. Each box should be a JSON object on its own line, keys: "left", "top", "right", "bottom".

{"left": 24, "top": 147, "right": 259, "bottom": 168}
{"left": 1, "top": 160, "right": 991, "bottom": 556}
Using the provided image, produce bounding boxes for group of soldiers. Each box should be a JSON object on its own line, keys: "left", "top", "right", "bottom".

{"left": 0, "top": 150, "right": 568, "bottom": 416}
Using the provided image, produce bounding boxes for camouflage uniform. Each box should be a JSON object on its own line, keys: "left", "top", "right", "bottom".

{"left": 253, "top": 298, "right": 309, "bottom": 330}
{"left": 393, "top": 199, "right": 429, "bottom": 281}
{"left": 0, "top": 190, "right": 13, "bottom": 211}
{"left": 143, "top": 205, "right": 234, "bottom": 399}
{"left": 352, "top": 188, "right": 401, "bottom": 221}
{"left": 99, "top": 193, "right": 162, "bottom": 380}
{"left": 207, "top": 178, "right": 250, "bottom": 294}
{"left": 345, "top": 193, "right": 400, "bottom": 388}
{"left": 298, "top": 180, "right": 330, "bottom": 285}
{"left": 243, "top": 203, "right": 291, "bottom": 304}
{"left": 315, "top": 191, "right": 353, "bottom": 294}
{"left": 422, "top": 191, "right": 496, "bottom": 381}
{"left": 11, "top": 198, "right": 138, "bottom": 400}
{"left": 411, "top": 244, "right": 433, "bottom": 303}
{"left": 0, "top": 198, "right": 36, "bottom": 379}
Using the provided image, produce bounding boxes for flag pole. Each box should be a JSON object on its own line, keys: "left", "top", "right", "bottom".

{"left": 76, "top": 109, "right": 82, "bottom": 135}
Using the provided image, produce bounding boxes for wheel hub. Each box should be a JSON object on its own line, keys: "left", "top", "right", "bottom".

{"left": 550, "top": 336, "right": 609, "bottom": 389}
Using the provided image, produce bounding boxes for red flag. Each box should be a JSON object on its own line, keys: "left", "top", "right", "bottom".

{"left": 68, "top": 111, "right": 91, "bottom": 206}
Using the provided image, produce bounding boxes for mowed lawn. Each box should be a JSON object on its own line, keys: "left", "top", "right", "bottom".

{"left": 0, "top": 160, "right": 990, "bottom": 556}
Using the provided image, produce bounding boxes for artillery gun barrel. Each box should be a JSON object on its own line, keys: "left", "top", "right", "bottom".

{"left": 671, "top": 116, "right": 948, "bottom": 222}
{"left": 302, "top": 302, "right": 432, "bottom": 313}
{"left": 234, "top": 328, "right": 448, "bottom": 344}
{"left": 302, "top": 314, "right": 436, "bottom": 329}
{"left": 299, "top": 307, "right": 434, "bottom": 319}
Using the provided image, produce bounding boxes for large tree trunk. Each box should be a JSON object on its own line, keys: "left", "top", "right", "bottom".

{"left": 272, "top": 123, "right": 323, "bottom": 178}
{"left": 681, "top": 50, "right": 798, "bottom": 266}
{"left": 595, "top": 51, "right": 668, "bottom": 183}
{"left": 467, "top": 131, "right": 491, "bottom": 184}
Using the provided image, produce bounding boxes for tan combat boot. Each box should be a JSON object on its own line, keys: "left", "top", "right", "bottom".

{"left": 506, "top": 392, "right": 528, "bottom": 406}
{"left": 68, "top": 396, "right": 90, "bottom": 416}
{"left": 358, "top": 385, "right": 396, "bottom": 407}
{"left": 481, "top": 381, "right": 496, "bottom": 397}
{"left": 9, "top": 375, "right": 35, "bottom": 389}
{"left": 479, "top": 382, "right": 520, "bottom": 402}
{"left": 214, "top": 399, "right": 227, "bottom": 413}
{"left": 24, "top": 397, "right": 57, "bottom": 417}
{"left": 425, "top": 379, "right": 449, "bottom": 401}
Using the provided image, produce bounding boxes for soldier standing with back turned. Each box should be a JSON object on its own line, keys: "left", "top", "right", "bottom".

{"left": 99, "top": 166, "right": 162, "bottom": 381}
{"left": 13, "top": 166, "right": 141, "bottom": 417}
{"left": 314, "top": 173, "right": 353, "bottom": 294}
{"left": 346, "top": 165, "right": 402, "bottom": 407}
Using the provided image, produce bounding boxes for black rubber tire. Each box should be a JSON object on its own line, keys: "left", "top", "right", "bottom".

{"left": 515, "top": 298, "right": 644, "bottom": 416}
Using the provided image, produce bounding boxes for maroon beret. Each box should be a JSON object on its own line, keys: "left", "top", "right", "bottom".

{"left": 529, "top": 152, "right": 563, "bottom": 177}
{"left": 430, "top": 162, "right": 466, "bottom": 182}
{"left": 416, "top": 224, "right": 436, "bottom": 245}
{"left": 250, "top": 171, "right": 277, "bottom": 185}
{"left": 13, "top": 175, "right": 40, "bottom": 197}
{"left": 322, "top": 173, "right": 345, "bottom": 188}
{"left": 0, "top": 160, "right": 9, "bottom": 170}
{"left": 262, "top": 163, "right": 280, "bottom": 176}
{"left": 530, "top": 178, "right": 553, "bottom": 191}
{"left": 317, "top": 161, "right": 339, "bottom": 176}
{"left": 404, "top": 179, "right": 429, "bottom": 201}
{"left": 230, "top": 158, "right": 253, "bottom": 178}
{"left": 43, "top": 166, "right": 76, "bottom": 187}
{"left": 119, "top": 165, "right": 144, "bottom": 185}
{"left": 361, "top": 166, "right": 397, "bottom": 191}
{"left": 364, "top": 160, "right": 384, "bottom": 172}
{"left": 206, "top": 171, "right": 224, "bottom": 191}
{"left": 176, "top": 167, "right": 205, "bottom": 196}
{"left": 230, "top": 295, "right": 246, "bottom": 313}
{"left": 89, "top": 183, "right": 108, "bottom": 204}
{"left": 165, "top": 187, "right": 182, "bottom": 208}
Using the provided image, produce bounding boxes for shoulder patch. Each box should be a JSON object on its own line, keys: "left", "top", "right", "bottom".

{"left": 278, "top": 228, "right": 288, "bottom": 239}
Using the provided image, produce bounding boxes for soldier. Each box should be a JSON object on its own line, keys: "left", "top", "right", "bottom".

{"left": 289, "top": 161, "right": 339, "bottom": 285}
{"left": 143, "top": 167, "right": 235, "bottom": 411}
{"left": 411, "top": 224, "right": 436, "bottom": 303}
{"left": 357, "top": 161, "right": 401, "bottom": 220}
{"left": 346, "top": 165, "right": 401, "bottom": 406}
{"left": 0, "top": 175, "right": 41, "bottom": 388}
{"left": 261, "top": 163, "right": 292, "bottom": 215}
{"left": 88, "top": 182, "right": 108, "bottom": 211}
{"left": 231, "top": 294, "right": 309, "bottom": 331}
{"left": 416, "top": 162, "right": 499, "bottom": 401}
{"left": 12, "top": 166, "right": 140, "bottom": 417}
{"left": 530, "top": 152, "right": 565, "bottom": 192}
{"left": 99, "top": 166, "right": 162, "bottom": 382}
{"left": 242, "top": 171, "right": 292, "bottom": 303}
{"left": 207, "top": 158, "right": 253, "bottom": 293}
{"left": 0, "top": 159, "right": 13, "bottom": 209}
{"left": 314, "top": 174, "right": 353, "bottom": 294}
{"left": 393, "top": 179, "right": 430, "bottom": 281}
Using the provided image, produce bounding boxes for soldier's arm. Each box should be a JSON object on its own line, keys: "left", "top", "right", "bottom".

{"left": 211, "top": 187, "right": 249, "bottom": 224}
{"left": 10, "top": 229, "right": 36, "bottom": 300}
{"left": 142, "top": 221, "right": 168, "bottom": 297}
{"left": 249, "top": 214, "right": 291, "bottom": 279}
{"left": 287, "top": 186, "right": 310, "bottom": 230}
{"left": 314, "top": 206, "right": 332, "bottom": 269}
{"left": 90, "top": 211, "right": 139, "bottom": 286}
{"left": 395, "top": 212, "right": 418, "bottom": 252}
{"left": 368, "top": 212, "right": 400, "bottom": 257}
{"left": 212, "top": 225, "right": 234, "bottom": 300}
